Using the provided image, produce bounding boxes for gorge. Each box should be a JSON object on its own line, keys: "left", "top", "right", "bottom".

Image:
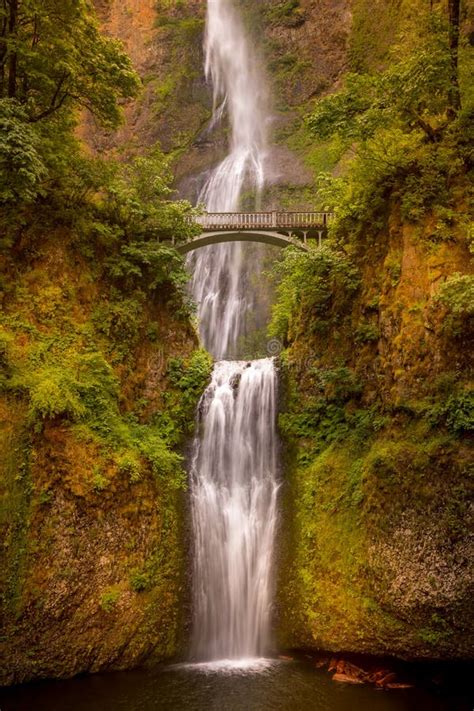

{"left": 0, "top": 0, "right": 473, "bottom": 708}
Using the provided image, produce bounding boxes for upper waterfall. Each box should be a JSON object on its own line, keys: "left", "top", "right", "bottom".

{"left": 187, "top": 0, "right": 271, "bottom": 359}
{"left": 199, "top": 0, "right": 268, "bottom": 211}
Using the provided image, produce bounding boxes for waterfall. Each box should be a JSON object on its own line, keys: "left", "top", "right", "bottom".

{"left": 190, "top": 360, "right": 279, "bottom": 661}
{"left": 187, "top": 0, "right": 269, "bottom": 358}
{"left": 187, "top": 0, "right": 280, "bottom": 663}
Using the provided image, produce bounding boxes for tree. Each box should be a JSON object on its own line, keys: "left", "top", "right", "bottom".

{"left": 308, "top": 14, "right": 454, "bottom": 145}
{"left": 0, "top": 99, "right": 46, "bottom": 201}
{"left": 0, "top": 0, "right": 139, "bottom": 127}
{"left": 307, "top": 7, "right": 469, "bottom": 146}
{"left": 447, "top": 0, "right": 461, "bottom": 118}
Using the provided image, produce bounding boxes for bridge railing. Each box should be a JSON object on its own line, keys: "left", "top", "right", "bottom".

{"left": 194, "top": 211, "right": 334, "bottom": 231}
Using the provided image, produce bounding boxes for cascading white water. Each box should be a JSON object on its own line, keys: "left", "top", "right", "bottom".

{"left": 187, "top": 0, "right": 280, "bottom": 663}
{"left": 190, "top": 360, "right": 279, "bottom": 661}
{"left": 187, "top": 0, "right": 269, "bottom": 359}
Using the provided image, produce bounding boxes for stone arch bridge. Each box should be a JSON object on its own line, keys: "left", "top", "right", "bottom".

{"left": 164, "top": 212, "right": 334, "bottom": 254}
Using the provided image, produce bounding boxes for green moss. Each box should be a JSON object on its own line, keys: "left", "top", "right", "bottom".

{"left": 91, "top": 467, "right": 108, "bottom": 492}
{"left": 265, "top": 0, "right": 306, "bottom": 28}
{"left": 0, "top": 410, "right": 33, "bottom": 622}
{"left": 277, "top": 322, "right": 470, "bottom": 654}
{"left": 354, "top": 321, "right": 380, "bottom": 343}
{"left": 99, "top": 587, "right": 121, "bottom": 612}
{"left": 279, "top": 409, "right": 469, "bottom": 652}
{"left": 348, "top": 0, "right": 400, "bottom": 72}
{"left": 434, "top": 273, "right": 474, "bottom": 338}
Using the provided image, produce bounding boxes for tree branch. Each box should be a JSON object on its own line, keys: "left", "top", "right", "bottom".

{"left": 447, "top": 0, "right": 461, "bottom": 119}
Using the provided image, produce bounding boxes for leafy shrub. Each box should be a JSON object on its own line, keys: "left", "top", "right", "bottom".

{"left": 314, "top": 366, "right": 362, "bottom": 404}
{"left": 27, "top": 365, "right": 86, "bottom": 422}
{"left": 129, "top": 569, "right": 151, "bottom": 593}
{"left": 354, "top": 322, "right": 380, "bottom": 344}
{"left": 269, "top": 246, "right": 360, "bottom": 343}
{"left": 99, "top": 587, "right": 120, "bottom": 612}
{"left": 0, "top": 100, "right": 47, "bottom": 204}
{"left": 91, "top": 467, "right": 108, "bottom": 492}
{"left": 428, "top": 390, "right": 474, "bottom": 435}
{"left": 435, "top": 274, "right": 474, "bottom": 337}
{"left": 307, "top": 12, "right": 472, "bottom": 235}
{"left": 265, "top": 0, "right": 306, "bottom": 28}
{"left": 117, "top": 452, "right": 142, "bottom": 483}
{"left": 158, "top": 349, "right": 213, "bottom": 443}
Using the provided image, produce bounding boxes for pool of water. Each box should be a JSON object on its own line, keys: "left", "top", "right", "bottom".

{"left": 1, "top": 657, "right": 471, "bottom": 711}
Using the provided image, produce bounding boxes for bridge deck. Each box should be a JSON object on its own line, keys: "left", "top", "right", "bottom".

{"left": 195, "top": 211, "right": 334, "bottom": 231}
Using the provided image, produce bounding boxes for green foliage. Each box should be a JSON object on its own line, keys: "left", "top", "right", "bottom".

{"left": 92, "top": 296, "right": 143, "bottom": 359}
{"left": 117, "top": 452, "right": 142, "bottom": 483}
{"left": 307, "top": 11, "right": 473, "bottom": 234}
{"left": 99, "top": 587, "right": 120, "bottom": 612}
{"left": 354, "top": 321, "right": 380, "bottom": 343}
{"left": 427, "top": 390, "right": 474, "bottom": 435}
{"left": 0, "top": 0, "right": 139, "bottom": 127}
{"left": 102, "top": 148, "right": 198, "bottom": 240}
{"left": 399, "top": 138, "right": 466, "bottom": 221}
{"left": 309, "top": 15, "right": 454, "bottom": 143}
{"left": 129, "top": 569, "right": 151, "bottom": 593}
{"left": 278, "top": 360, "right": 387, "bottom": 466}
{"left": 27, "top": 365, "right": 87, "bottom": 422}
{"left": 435, "top": 273, "right": 474, "bottom": 337}
{"left": 348, "top": 0, "right": 400, "bottom": 72}
{"left": 156, "top": 349, "right": 213, "bottom": 445}
{"left": 269, "top": 52, "right": 311, "bottom": 88}
{"left": 384, "top": 253, "right": 402, "bottom": 287}
{"left": 107, "top": 243, "right": 188, "bottom": 298}
{"left": 0, "top": 101, "right": 47, "bottom": 203}
{"left": 1, "top": 329, "right": 185, "bottom": 480}
{"left": 269, "top": 246, "right": 360, "bottom": 343}
{"left": 156, "top": 13, "right": 204, "bottom": 41}
{"left": 265, "top": 0, "right": 306, "bottom": 28}
{"left": 92, "top": 467, "right": 108, "bottom": 492}
{"left": 90, "top": 148, "right": 199, "bottom": 309}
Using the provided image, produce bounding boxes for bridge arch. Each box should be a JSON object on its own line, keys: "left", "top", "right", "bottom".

{"left": 176, "top": 230, "right": 309, "bottom": 255}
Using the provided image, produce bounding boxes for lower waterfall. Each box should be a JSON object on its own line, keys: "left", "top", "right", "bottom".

{"left": 189, "top": 359, "right": 279, "bottom": 661}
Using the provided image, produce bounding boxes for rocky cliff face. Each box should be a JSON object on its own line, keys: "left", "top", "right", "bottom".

{"left": 276, "top": 204, "right": 473, "bottom": 659}
{"left": 0, "top": 217, "right": 210, "bottom": 685}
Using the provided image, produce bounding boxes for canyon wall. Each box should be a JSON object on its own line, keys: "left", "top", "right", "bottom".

{"left": 1, "top": 0, "right": 472, "bottom": 686}
{"left": 276, "top": 209, "right": 473, "bottom": 659}
{"left": 0, "top": 214, "right": 211, "bottom": 685}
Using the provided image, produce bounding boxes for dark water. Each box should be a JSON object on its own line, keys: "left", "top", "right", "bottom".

{"left": 0, "top": 658, "right": 471, "bottom": 711}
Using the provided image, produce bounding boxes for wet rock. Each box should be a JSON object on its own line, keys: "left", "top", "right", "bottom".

{"left": 332, "top": 672, "right": 364, "bottom": 684}
{"left": 229, "top": 373, "right": 241, "bottom": 391}
{"left": 314, "top": 658, "right": 329, "bottom": 669}
{"left": 343, "top": 661, "right": 369, "bottom": 681}
{"left": 376, "top": 672, "right": 398, "bottom": 688}
{"left": 386, "top": 683, "right": 414, "bottom": 690}
{"left": 368, "top": 669, "right": 391, "bottom": 683}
